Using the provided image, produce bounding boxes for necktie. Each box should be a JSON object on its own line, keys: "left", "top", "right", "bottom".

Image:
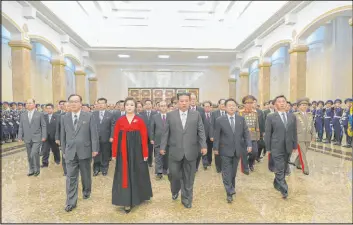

{"left": 193, "top": 107, "right": 196, "bottom": 111}
{"left": 281, "top": 112, "right": 287, "bottom": 128}
{"left": 49, "top": 115, "right": 52, "bottom": 123}
{"left": 74, "top": 114, "right": 78, "bottom": 130}
{"left": 221, "top": 111, "right": 224, "bottom": 116}
{"left": 230, "top": 117, "right": 235, "bottom": 133}
{"left": 206, "top": 113, "right": 210, "bottom": 122}
{"left": 182, "top": 113, "right": 186, "bottom": 129}
{"left": 147, "top": 111, "right": 150, "bottom": 119}
{"left": 100, "top": 111, "right": 104, "bottom": 123}
{"left": 28, "top": 111, "right": 33, "bottom": 123}
{"left": 162, "top": 115, "right": 166, "bottom": 127}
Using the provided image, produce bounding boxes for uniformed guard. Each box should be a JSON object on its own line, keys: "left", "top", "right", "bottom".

{"left": 293, "top": 98, "right": 315, "bottom": 175}
{"left": 332, "top": 99, "right": 343, "bottom": 146}
{"left": 323, "top": 100, "right": 334, "bottom": 143}
{"left": 292, "top": 103, "right": 298, "bottom": 113}
{"left": 9, "top": 102, "right": 19, "bottom": 141}
{"left": 238, "top": 95, "right": 260, "bottom": 172}
{"left": 36, "top": 104, "right": 41, "bottom": 112}
{"left": 17, "top": 102, "right": 26, "bottom": 115}
{"left": 315, "top": 101, "right": 325, "bottom": 142}
{"left": 342, "top": 98, "right": 352, "bottom": 148}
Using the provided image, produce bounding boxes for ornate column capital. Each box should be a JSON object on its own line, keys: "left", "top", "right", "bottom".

{"left": 51, "top": 58, "right": 66, "bottom": 66}
{"left": 239, "top": 71, "right": 249, "bottom": 77}
{"left": 74, "top": 70, "right": 86, "bottom": 76}
{"left": 88, "top": 77, "right": 98, "bottom": 81}
{"left": 228, "top": 78, "right": 236, "bottom": 83}
{"left": 349, "top": 18, "right": 352, "bottom": 26}
{"left": 8, "top": 40, "right": 32, "bottom": 50}
{"left": 288, "top": 45, "right": 309, "bottom": 54}
{"left": 258, "top": 61, "right": 272, "bottom": 68}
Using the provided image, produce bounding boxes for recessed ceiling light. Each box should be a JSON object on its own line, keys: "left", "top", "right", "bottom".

{"left": 197, "top": 56, "right": 208, "bottom": 59}
{"left": 158, "top": 55, "right": 170, "bottom": 59}
{"left": 118, "top": 54, "right": 130, "bottom": 58}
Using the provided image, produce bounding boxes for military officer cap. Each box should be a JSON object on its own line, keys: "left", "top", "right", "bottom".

{"left": 317, "top": 100, "right": 324, "bottom": 105}
{"left": 344, "top": 98, "right": 352, "bottom": 104}
{"left": 325, "top": 100, "right": 333, "bottom": 105}
{"left": 10, "top": 102, "right": 17, "bottom": 106}
{"left": 297, "top": 97, "right": 310, "bottom": 106}
{"left": 242, "top": 95, "right": 256, "bottom": 104}
{"left": 334, "top": 99, "right": 342, "bottom": 104}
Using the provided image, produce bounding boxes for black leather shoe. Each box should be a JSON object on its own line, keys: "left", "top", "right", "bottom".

{"left": 172, "top": 193, "right": 179, "bottom": 200}
{"left": 296, "top": 166, "right": 302, "bottom": 170}
{"left": 216, "top": 170, "right": 221, "bottom": 173}
{"left": 282, "top": 192, "right": 288, "bottom": 199}
{"left": 83, "top": 194, "right": 90, "bottom": 199}
{"left": 227, "top": 194, "right": 233, "bottom": 203}
{"left": 102, "top": 172, "right": 107, "bottom": 176}
{"left": 41, "top": 164, "right": 48, "bottom": 168}
{"left": 203, "top": 166, "right": 207, "bottom": 170}
{"left": 303, "top": 171, "right": 309, "bottom": 175}
{"left": 148, "top": 164, "right": 153, "bottom": 167}
{"left": 34, "top": 172, "right": 40, "bottom": 176}
{"left": 93, "top": 171, "right": 99, "bottom": 176}
{"left": 55, "top": 161, "right": 60, "bottom": 165}
{"left": 182, "top": 202, "right": 192, "bottom": 208}
{"left": 156, "top": 174, "right": 163, "bottom": 179}
{"left": 250, "top": 166, "right": 254, "bottom": 171}
{"left": 124, "top": 206, "right": 131, "bottom": 213}
{"left": 27, "top": 172, "right": 34, "bottom": 176}
{"left": 65, "top": 205, "right": 76, "bottom": 212}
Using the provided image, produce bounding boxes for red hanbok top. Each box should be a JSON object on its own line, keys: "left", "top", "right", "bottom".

{"left": 112, "top": 115, "right": 148, "bottom": 188}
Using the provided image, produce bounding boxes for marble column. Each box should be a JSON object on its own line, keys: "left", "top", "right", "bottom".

{"left": 349, "top": 18, "right": 352, "bottom": 26}
{"left": 74, "top": 70, "right": 86, "bottom": 100}
{"left": 239, "top": 70, "right": 249, "bottom": 100}
{"left": 88, "top": 77, "right": 98, "bottom": 104}
{"left": 51, "top": 57, "right": 67, "bottom": 105}
{"left": 8, "top": 40, "right": 32, "bottom": 102}
{"left": 258, "top": 60, "right": 272, "bottom": 107}
{"left": 228, "top": 78, "right": 236, "bottom": 99}
{"left": 289, "top": 45, "right": 309, "bottom": 102}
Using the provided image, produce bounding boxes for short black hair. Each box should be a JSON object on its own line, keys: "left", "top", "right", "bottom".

{"left": 27, "top": 99, "right": 36, "bottom": 104}
{"left": 168, "top": 103, "right": 173, "bottom": 108}
{"left": 225, "top": 98, "right": 237, "bottom": 106}
{"left": 203, "top": 101, "right": 212, "bottom": 106}
{"left": 68, "top": 94, "right": 82, "bottom": 102}
{"left": 177, "top": 93, "right": 191, "bottom": 100}
{"left": 218, "top": 98, "right": 226, "bottom": 105}
{"left": 273, "top": 95, "right": 287, "bottom": 103}
{"left": 156, "top": 101, "right": 160, "bottom": 105}
{"left": 97, "top": 97, "right": 107, "bottom": 103}
{"left": 82, "top": 104, "right": 90, "bottom": 107}
{"left": 287, "top": 101, "right": 291, "bottom": 105}
{"left": 45, "top": 103, "right": 54, "bottom": 108}
{"left": 59, "top": 100, "right": 66, "bottom": 104}
{"left": 263, "top": 102, "right": 269, "bottom": 106}
{"left": 145, "top": 99, "right": 153, "bottom": 104}
{"left": 136, "top": 101, "right": 143, "bottom": 107}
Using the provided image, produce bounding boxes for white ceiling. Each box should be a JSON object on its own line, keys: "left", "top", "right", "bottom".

{"left": 90, "top": 48, "right": 237, "bottom": 66}
{"left": 34, "top": 1, "right": 292, "bottom": 49}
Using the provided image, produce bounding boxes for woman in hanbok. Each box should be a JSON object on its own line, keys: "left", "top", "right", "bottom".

{"left": 112, "top": 97, "right": 153, "bottom": 213}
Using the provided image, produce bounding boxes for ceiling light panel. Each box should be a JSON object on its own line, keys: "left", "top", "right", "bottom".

{"left": 197, "top": 56, "right": 208, "bottom": 59}
{"left": 118, "top": 54, "right": 130, "bottom": 58}
{"left": 158, "top": 55, "right": 170, "bottom": 59}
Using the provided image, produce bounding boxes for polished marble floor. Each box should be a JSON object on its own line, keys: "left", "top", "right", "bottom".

{"left": 1, "top": 148, "right": 352, "bottom": 223}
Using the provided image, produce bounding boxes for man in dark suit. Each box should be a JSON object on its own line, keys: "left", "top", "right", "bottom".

{"left": 252, "top": 99, "right": 265, "bottom": 162}
{"left": 54, "top": 100, "right": 66, "bottom": 115}
{"left": 150, "top": 101, "right": 169, "bottom": 179}
{"left": 189, "top": 93, "right": 206, "bottom": 171}
{"left": 211, "top": 98, "right": 227, "bottom": 173}
{"left": 140, "top": 99, "right": 157, "bottom": 167}
{"left": 60, "top": 94, "right": 99, "bottom": 212}
{"left": 92, "top": 97, "right": 115, "bottom": 176}
{"left": 265, "top": 95, "right": 298, "bottom": 199}
{"left": 18, "top": 98, "right": 47, "bottom": 176}
{"left": 213, "top": 98, "right": 252, "bottom": 203}
{"left": 201, "top": 100, "right": 214, "bottom": 170}
{"left": 41, "top": 103, "right": 60, "bottom": 167}
{"left": 160, "top": 93, "right": 207, "bottom": 209}
{"left": 56, "top": 101, "right": 69, "bottom": 176}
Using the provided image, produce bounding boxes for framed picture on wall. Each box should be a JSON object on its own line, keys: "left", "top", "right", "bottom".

{"left": 188, "top": 89, "right": 199, "bottom": 100}
{"left": 141, "top": 89, "right": 152, "bottom": 103}
{"left": 128, "top": 89, "right": 141, "bottom": 101}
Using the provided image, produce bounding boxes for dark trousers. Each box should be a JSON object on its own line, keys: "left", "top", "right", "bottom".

{"left": 42, "top": 138, "right": 60, "bottom": 165}
{"left": 344, "top": 125, "right": 352, "bottom": 145}
{"left": 25, "top": 141, "right": 42, "bottom": 173}
{"left": 333, "top": 119, "right": 342, "bottom": 143}
{"left": 202, "top": 138, "right": 213, "bottom": 167}
{"left": 147, "top": 139, "right": 154, "bottom": 166}
{"left": 62, "top": 153, "right": 67, "bottom": 175}
{"left": 248, "top": 141, "right": 258, "bottom": 167}
{"left": 93, "top": 141, "right": 111, "bottom": 173}
{"left": 168, "top": 156, "right": 196, "bottom": 205}
{"left": 66, "top": 154, "right": 92, "bottom": 207}
{"left": 220, "top": 155, "right": 239, "bottom": 195}
{"left": 215, "top": 154, "right": 222, "bottom": 172}
{"left": 272, "top": 153, "right": 288, "bottom": 195}
{"left": 324, "top": 119, "right": 332, "bottom": 141}
{"left": 196, "top": 152, "right": 202, "bottom": 171}
{"left": 154, "top": 146, "right": 169, "bottom": 174}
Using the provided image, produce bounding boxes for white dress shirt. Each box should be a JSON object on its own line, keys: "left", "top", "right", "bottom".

{"left": 28, "top": 110, "right": 35, "bottom": 122}
{"left": 179, "top": 110, "right": 188, "bottom": 128}
{"left": 226, "top": 113, "right": 236, "bottom": 126}
{"left": 72, "top": 110, "right": 81, "bottom": 125}
{"left": 220, "top": 110, "right": 226, "bottom": 116}
{"left": 278, "top": 111, "right": 287, "bottom": 124}
{"left": 48, "top": 113, "right": 53, "bottom": 123}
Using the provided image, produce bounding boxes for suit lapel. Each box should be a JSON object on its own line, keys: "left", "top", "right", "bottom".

{"left": 67, "top": 112, "right": 75, "bottom": 132}
{"left": 25, "top": 111, "right": 31, "bottom": 127}
{"left": 74, "top": 112, "right": 85, "bottom": 136}
{"left": 223, "top": 116, "right": 233, "bottom": 134}
{"left": 175, "top": 110, "right": 184, "bottom": 131}
{"left": 184, "top": 110, "right": 192, "bottom": 132}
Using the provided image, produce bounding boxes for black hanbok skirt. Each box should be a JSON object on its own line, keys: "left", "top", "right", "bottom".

{"left": 112, "top": 131, "right": 153, "bottom": 207}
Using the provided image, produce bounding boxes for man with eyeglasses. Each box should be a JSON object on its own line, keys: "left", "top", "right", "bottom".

{"left": 60, "top": 94, "right": 99, "bottom": 212}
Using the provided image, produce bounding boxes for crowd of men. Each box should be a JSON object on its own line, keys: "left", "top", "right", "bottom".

{"left": 1, "top": 93, "right": 352, "bottom": 208}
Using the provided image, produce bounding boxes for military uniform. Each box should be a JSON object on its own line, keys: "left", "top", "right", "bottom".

{"left": 333, "top": 99, "right": 343, "bottom": 145}
{"left": 342, "top": 98, "right": 352, "bottom": 148}
{"left": 314, "top": 101, "right": 325, "bottom": 142}
{"left": 293, "top": 98, "right": 315, "bottom": 175}
{"left": 239, "top": 95, "right": 260, "bottom": 172}
{"left": 9, "top": 102, "right": 20, "bottom": 141}
{"left": 323, "top": 100, "right": 334, "bottom": 143}
{"left": 2, "top": 102, "right": 13, "bottom": 143}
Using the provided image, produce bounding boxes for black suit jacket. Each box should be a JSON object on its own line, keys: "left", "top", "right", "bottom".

{"left": 213, "top": 115, "right": 251, "bottom": 158}
{"left": 140, "top": 110, "right": 157, "bottom": 137}
{"left": 149, "top": 113, "right": 167, "bottom": 146}
{"left": 44, "top": 113, "right": 58, "bottom": 140}
{"left": 256, "top": 109, "right": 265, "bottom": 134}
{"left": 264, "top": 112, "right": 298, "bottom": 156}
{"left": 203, "top": 112, "right": 214, "bottom": 139}
{"left": 93, "top": 110, "right": 115, "bottom": 142}
{"left": 55, "top": 112, "right": 66, "bottom": 141}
